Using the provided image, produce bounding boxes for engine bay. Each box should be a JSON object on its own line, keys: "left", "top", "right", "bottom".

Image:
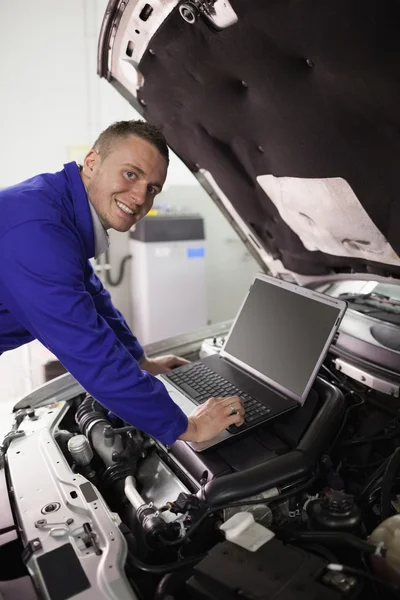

{"left": 2, "top": 333, "right": 400, "bottom": 600}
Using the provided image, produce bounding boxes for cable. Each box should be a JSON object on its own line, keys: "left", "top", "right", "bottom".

{"left": 361, "top": 553, "right": 380, "bottom": 600}
{"left": 328, "top": 392, "right": 364, "bottom": 453}
{"left": 158, "top": 475, "right": 317, "bottom": 547}
{"left": 327, "top": 563, "right": 400, "bottom": 593}
{"left": 126, "top": 550, "right": 205, "bottom": 574}
{"left": 341, "top": 413, "right": 400, "bottom": 448}
{"left": 274, "top": 530, "right": 381, "bottom": 556}
{"left": 112, "top": 426, "right": 136, "bottom": 435}
{"left": 357, "top": 457, "right": 390, "bottom": 503}
{"left": 342, "top": 431, "right": 400, "bottom": 447}
{"left": 321, "top": 364, "right": 346, "bottom": 387}
{"left": 104, "top": 249, "right": 131, "bottom": 287}
{"left": 345, "top": 457, "right": 387, "bottom": 470}
{"left": 380, "top": 447, "right": 400, "bottom": 520}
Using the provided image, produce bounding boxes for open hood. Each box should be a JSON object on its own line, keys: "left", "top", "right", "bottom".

{"left": 98, "top": 0, "right": 400, "bottom": 279}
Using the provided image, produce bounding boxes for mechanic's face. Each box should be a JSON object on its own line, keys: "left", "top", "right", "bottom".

{"left": 81, "top": 135, "right": 167, "bottom": 232}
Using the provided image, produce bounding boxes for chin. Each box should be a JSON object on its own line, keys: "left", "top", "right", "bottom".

{"left": 113, "top": 222, "right": 133, "bottom": 233}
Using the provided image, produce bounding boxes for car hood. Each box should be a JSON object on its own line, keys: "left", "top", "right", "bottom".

{"left": 98, "top": 0, "right": 400, "bottom": 280}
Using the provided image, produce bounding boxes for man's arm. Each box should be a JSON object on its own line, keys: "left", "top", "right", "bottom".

{"left": 0, "top": 221, "right": 188, "bottom": 445}
{"left": 84, "top": 261, "right": 145, "bottom": 362}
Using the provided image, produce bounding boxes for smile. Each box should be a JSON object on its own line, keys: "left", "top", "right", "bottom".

{"left": 116, "top": 200, "right": 134, "bottom": 215}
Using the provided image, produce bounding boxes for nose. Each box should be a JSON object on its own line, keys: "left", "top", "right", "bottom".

{"left": 130, "top": 182, "right": 147, "bottom": 206}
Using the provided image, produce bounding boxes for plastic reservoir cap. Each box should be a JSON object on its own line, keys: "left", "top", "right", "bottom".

{"left": 220, "top": 511, "right": 275, "bottom": 552}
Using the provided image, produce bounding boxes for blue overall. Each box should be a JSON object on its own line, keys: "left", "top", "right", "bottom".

{"left": 0, "top": 162, "right": 188, "bottom": 444}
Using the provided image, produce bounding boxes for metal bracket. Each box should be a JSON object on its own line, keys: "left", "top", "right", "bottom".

{"left": 179, "top": 0, "right": 238, "bottom": 30}
{"left": 82, "top": 522, "right": 102, "bottom": 556}
{"left": 22, "top": 538, "right": 42, "bottom": 564}
{"left": 334, "top": 358, "right": 399, "bottom": 397}
{"left": 35, "top": 518, "right": 74, "bottom": 530}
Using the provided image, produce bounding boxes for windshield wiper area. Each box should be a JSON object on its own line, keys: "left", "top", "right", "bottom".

{"left": 338, "top": 292, "right": 400, "bottom": 325}
{"left": 339, "top": 292, "right": 400, "bottom": 307}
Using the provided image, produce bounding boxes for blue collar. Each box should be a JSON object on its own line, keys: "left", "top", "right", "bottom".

{"left": 63, "top": 162, "right": 95, "bottom": 259}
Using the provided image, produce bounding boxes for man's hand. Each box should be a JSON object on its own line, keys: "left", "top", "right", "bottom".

{"left": 140, "top": 354, "right": 190, "bottom": 375}
{"left": 178, "top": 396, "right": 245, "bottom": 443}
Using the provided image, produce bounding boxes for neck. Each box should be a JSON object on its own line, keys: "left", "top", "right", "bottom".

{"left": 79, "top": 166, "right": 109, "bottom": 230}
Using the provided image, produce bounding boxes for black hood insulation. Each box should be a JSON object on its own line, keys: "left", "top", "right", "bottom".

{"left": 135, "top": 0, "right": 400, "bottom": 277}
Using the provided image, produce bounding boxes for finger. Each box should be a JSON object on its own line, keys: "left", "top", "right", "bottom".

{"left": 224, "top": 402, "right": 245, "bottom": 418}
{"left": 236, "top": 404, "right": 245, "bottom": 417}
{"left": 222, "top": 395, "right": 244, "bottom": 407}
{"left": 222, "top": 396, "right": 245, "bottom": 411}
{"left": 172, "top": 356, "right": 190, "bottom": 366}
{"left": 227, "top": 412, "right": 245, "bottom": 426}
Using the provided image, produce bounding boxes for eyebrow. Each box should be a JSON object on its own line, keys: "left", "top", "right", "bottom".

{"left": 122, "top": 162, "right": 163, "bottom": 190}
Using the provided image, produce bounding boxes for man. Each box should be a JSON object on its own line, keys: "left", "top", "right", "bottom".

{"left": 0, "top": 120, "right": 244, "bottom": 445}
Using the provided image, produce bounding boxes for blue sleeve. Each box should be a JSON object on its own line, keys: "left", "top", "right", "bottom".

{"left": 84, "top": 262, "right": 145, "bottom": 363}
{"left": 0, "top": 221, "right": 188, "bottom": 445}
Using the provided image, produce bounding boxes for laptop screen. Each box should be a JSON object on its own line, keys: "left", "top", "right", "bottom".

{"left": 222, "top": 277, "right": 343, "bottom": 401}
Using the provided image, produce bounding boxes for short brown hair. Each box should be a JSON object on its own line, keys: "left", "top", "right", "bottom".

{"left": 93, "top": 120, "right": 169, "bottom": 164}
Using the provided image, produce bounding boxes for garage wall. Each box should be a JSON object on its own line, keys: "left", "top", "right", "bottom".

{"left": 0, "top": 0, "right": 259, "bottom": 403}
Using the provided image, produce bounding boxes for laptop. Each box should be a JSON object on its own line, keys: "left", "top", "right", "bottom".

{"left": 158, "top": 274, "right": 347, "bottom": 452}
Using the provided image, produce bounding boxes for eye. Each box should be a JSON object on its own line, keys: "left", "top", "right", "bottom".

{"left": 147, "top": 186, "right": 157, "bottom": 195}
{"left": 126, "top": 171, "right": 137, "bottom": 180}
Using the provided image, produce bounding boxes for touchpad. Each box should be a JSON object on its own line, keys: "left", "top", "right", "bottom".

{"left": 167, "top": 389, "right": 196, "bottom": 416}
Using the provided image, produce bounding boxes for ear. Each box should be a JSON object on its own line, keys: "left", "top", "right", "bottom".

{"left": 81, "top": 149, "right": 100, "bottom": 180}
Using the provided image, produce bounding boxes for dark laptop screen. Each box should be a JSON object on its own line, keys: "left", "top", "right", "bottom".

{"left": 223, "top": 278, "right": 341, "bottom": 398}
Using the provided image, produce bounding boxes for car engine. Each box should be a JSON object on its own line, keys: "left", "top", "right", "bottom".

{"left": 2, "top": 341, "right": 400, "bottom": 600}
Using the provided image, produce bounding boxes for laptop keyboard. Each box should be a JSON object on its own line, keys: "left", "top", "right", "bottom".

{"left": 165, "top": 362, "right": 271, "bottom": 428}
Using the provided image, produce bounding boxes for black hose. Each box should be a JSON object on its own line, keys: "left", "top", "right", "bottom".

{"left": 127, "top": 551, "right": 205, "bottom": 575}
{"left": 380, "top": 447, "right": 400, "bottom": 520}
{"left": 357, "top": 457, "right": 390, "bottom": 503}
{"left": 274, "top": 530, "right": 381, "bottom": 556}
{"left": 122, "top": 525, "right": 205, "bottom": 576}
{"left": 159, "top": 474, "right": 317, "bottom": 547}
{"left": 104, "top": 249, "right": 131, "bottom": 287}
{"left": 341, "top": 413, "right": 400, "bottom": 448}
{"left": 202, "top": 380, "right": 343, "bottom": 506}
{"left": 321, "top": 364, "right": 348, "bottom": 387}
{"left": 328, "top": 393, "right": 364, "bottom": 453}
{"left": 113, "top": 426, "right": 136, "bottom": 435}
{"left": 342, "top": 432, "right": 400, "bottom": 447}
{"left": 345, "top": 457, "right": 387, "bottom": 470}
{"left": 154, "top": 570, "right": 193, "bottom": 600}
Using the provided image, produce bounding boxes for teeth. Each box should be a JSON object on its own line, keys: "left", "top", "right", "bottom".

{"left": 116, "top": 200, "right": 134, "bottom": 215}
